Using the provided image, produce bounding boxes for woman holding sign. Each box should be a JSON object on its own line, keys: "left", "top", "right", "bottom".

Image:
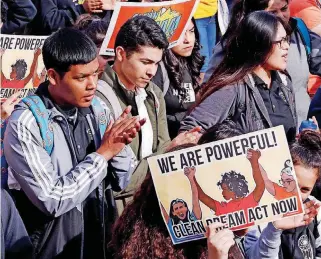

{"left": 245, "top": 130, "right": 321, "bottom": 259}
{"left": 180, "top": 11, "right": 297, "bottom": 142}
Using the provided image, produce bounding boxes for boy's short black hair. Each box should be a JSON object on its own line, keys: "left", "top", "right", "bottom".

{"left": 114, "top": 16, "right": 169, "bottom": 56}
{"left": 42, "top": 28, "right": 97, "bottom": 76}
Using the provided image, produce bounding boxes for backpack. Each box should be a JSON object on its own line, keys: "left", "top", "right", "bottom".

{"left": 1, "top": 95, "right": 107, "bottom": 189}
{"left": 294, "top": 17, "right": 312, "bottom": 58}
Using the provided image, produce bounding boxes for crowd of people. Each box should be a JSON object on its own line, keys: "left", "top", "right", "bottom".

{"left": 1, "top": 0, "right": 321, "bottom": 259}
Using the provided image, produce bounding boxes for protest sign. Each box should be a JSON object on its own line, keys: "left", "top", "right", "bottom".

{"left": 148, "top": 126, "right": 304, "bottom": 244}
{"left": 1, "top": 35, "right": 47, "bottom": 103}
{"left": 99, "top": 0, "right": 199, "bottom": 55}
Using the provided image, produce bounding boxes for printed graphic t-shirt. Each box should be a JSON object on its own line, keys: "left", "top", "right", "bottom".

{"left": 2, "top": 79, "right": 25, "bottom": 89}
{"left": 152, "top": 66, "right": 196, "bottom": 139}
{"left": 213, "top": 193, "right": 258, "bottom": 229}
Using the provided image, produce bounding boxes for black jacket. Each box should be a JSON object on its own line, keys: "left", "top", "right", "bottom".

{"left": 27, "top": 0, "right": 86, "bottom": 35}
{"left": 1, "top": 0, "right": 37, "bottom": 34}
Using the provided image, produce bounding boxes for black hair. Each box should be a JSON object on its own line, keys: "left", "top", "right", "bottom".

{"left": 223, "top": 0, "right": 290, "bottom": 43}
{"left": 74, "top": 14, "right": 109, "bottom": 48}
{"left": 163, "top": 18, "right": 204, "bottom": 93}
{"left": 197, "top": 11, "right": 289, "bottom": 105}
{"left": 290, "top": 130, "right": 321, "bottom": 177}
{"left": 217, "top": 171, "right": 249, "bottom": 198}
{"left": 169, "top": 198, "right": 192, "bottom": 225}
{"left": 12, "top": 59, "right": 27, "bottom": 80}
{"left": 42, "top": 27, "right": 97, "bottom": 76}
{"left": 114, "top": 16, "right": 169, "bottom": 56}
{"left": 198, "top": 120, "right": 244, "bottom": 144}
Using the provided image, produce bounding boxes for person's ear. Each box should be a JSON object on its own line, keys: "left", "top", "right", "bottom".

{"left": 115, "top": 46, "right": 127, "bottom": 62}
{"left": 47, "top": 69, "right": 60, "bottom": 86}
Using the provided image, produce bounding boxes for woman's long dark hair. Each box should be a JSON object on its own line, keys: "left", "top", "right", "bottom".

{"left": 163, "top": 18, "right": 204, "bottom": 93}
{"left": 197, "top": 11, "right": 288, "bottom": 105}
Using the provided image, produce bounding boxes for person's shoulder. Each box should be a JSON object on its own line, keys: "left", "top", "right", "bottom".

{"left": 149, "top": 81, "right": 163, "bottom": 96}
{"left": 7, "top": 101, "right": 33, "bottom": 124}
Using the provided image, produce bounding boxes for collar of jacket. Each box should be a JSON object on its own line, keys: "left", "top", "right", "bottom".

{"left": 101, "top": 64, "right": 160, "bottom": 114}
{"left": 35, "top": 81, "right": 93, "bottom": 121}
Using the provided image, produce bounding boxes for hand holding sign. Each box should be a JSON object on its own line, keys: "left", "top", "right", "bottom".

{"left": 273, "top": 199, "right": 320, "bottom": 230}
{"left": 206, "top": 222, "right": 235, "bottom": 259}
{"left": 1, "top": 90, "right": 22, "bottom": 119}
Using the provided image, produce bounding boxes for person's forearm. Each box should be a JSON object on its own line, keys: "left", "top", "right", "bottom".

{"left": 245, "top": 223, "right": 282, "bottom": 258}
{"left": 189, "top": 179, "right": 202, "bottom": 219}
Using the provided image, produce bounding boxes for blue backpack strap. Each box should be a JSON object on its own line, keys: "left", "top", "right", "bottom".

{"left": 294, "top": 17, "right": 312, "bottom": 56}
{"left": 21, "top": 95, "right": 54, "bottom": 155}
{"left": 1, "top": 95, "right": 53, "bottom": 189}
{"left": 91, "top": 96, "right": 108, "bottom": 138}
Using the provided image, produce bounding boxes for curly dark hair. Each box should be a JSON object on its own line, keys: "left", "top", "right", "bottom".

{"left": 217, "top": 171, "right": 249, "bottom": 199}
{"left": 12, "top": 59, "right": 27, "bottom": 80}
{"left": 163, "top": 18, "right": 204, "bottom": 96}
{"left": 109, "top": 172, "right": 207, "bottom": 259}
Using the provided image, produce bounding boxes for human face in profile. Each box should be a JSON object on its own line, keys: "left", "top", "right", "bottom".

{"left": 221, "top": 183, "right": 235, "bottom": 201}
{"left": 295, "top": 165, "right": 318, "bottom": 202}
{"left": 48, "top": 58, "right": 100, "bottom": 108}
{"left": 264, "top": 23, "right": 290, "bottom": 71}
{"left": 266, "top": 0, "right": 290, "bottom": 24}
{"left": 172, "top": 20, "right": 196, "bottom": 57}
{"left": 114, "top": 45, "right": 163, "bottom": 90}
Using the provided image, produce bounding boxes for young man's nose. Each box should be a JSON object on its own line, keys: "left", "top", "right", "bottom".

{"left": 146, "top": 64, "right": 158, "bottom": 78}
{"left": 87, "top": 75, "right": 97, "bottom": 90}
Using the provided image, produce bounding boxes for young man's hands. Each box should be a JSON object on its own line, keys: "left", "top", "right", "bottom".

{"left": 97, "top": 106, "right": 145, "bottom": 160}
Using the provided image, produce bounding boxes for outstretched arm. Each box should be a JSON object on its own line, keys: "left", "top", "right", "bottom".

{"left": 24, "top": 48, "right": 41, "bottom": 85}
{"left": 184, "top": 167, "right": 202, "bottom": 220}
{"left": 247, "top": 149, "right": 265, "bottom": 203}
{"left": 185, "top": 167, "right": 218, "bottom": 213}
{"left": 160, "top": 202, "right": 170, "bottom": 224}
{"left": 259, "top": 163, "right": 276, "bottom": 196}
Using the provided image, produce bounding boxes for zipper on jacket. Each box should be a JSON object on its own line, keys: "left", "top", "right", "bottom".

{"left": 56, "top": 115, "right": 84, "bottom": 259}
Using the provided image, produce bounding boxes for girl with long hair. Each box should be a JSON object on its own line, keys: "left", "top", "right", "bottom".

{"left": 245, "top": 130, "right": 321, "bottom": 259}
{"left": 152, "top": 19, "right": 204, "bottom": 139}
{"left": 203, "top": 0, "right": 321, "bottom": 127}
{"left": 180, "top": 11, "right": 297, "bottom": 142}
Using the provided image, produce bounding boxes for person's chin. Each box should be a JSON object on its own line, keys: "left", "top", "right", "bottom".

{"left": 137, "top": 81, "right": 149, "bottom": 88}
